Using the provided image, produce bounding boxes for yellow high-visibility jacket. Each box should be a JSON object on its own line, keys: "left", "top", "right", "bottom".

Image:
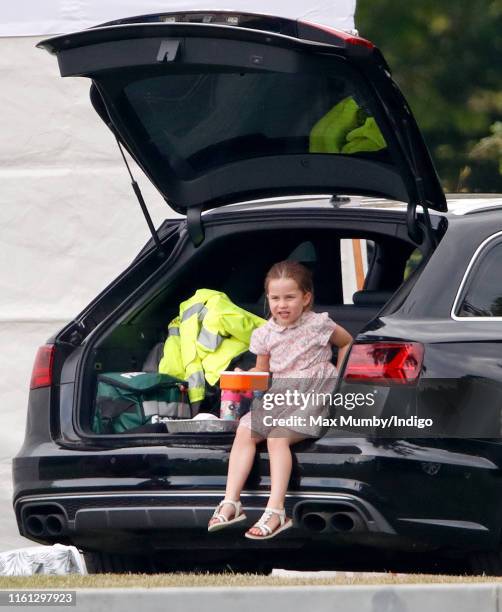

{"left": 309, "top": 96, "right": 386, "bottom": 155}
{"left": 158, "top": 289, "right": 266, "bottom": 403}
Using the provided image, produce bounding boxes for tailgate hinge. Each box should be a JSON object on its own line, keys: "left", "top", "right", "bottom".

{"left": 402, "top": 119, "right": 437, "bottom": 249}
{"left": 408, "top": 172, "right": 437, "bottom": 249}
{"left": 187, "top": 206, "right": 204, "bottom": 247}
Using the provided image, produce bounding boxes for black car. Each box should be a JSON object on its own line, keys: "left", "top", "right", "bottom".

{"left": 13, "top": 11, "right": 502, "bottom": 574}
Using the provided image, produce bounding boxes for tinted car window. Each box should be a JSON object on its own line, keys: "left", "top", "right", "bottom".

{"left": 458, "top": 240, "right": 502, "bottom": 317}
{"left": 404, "top": 248, "right": 424, "bottom": 280}
{"left": 123, "top": 72, "right": 389, "bottom": 177}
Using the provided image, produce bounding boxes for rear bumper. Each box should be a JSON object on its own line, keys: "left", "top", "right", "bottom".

{"left": 14, "top": 489, "right": 392, "bottom": 545}
{"left": 13, "top": 437, "right": 502, "bottom": 556}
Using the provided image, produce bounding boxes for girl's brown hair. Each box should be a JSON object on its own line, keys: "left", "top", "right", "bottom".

{"left": 264, "top": 261, "right": 314, "bottom": 311}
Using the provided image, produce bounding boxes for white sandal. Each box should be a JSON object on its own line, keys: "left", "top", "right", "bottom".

{"left": 207, "top": 499, "right": 247, "bottom": 532}
{"left": 244, "top": 507, "right": 292, "bottom": 540}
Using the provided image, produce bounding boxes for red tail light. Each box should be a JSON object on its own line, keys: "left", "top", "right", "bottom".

{"left": 30, "top": 345, "right": 55, "bottom": 390}
{"left": 343, "top": 342, "right": 424, "bottom": 385}
{"left": 300, "top": 20, "right": 375, "bottom": 49}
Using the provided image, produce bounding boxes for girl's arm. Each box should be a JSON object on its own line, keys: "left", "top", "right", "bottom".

{"left": 330, "top": 325, "right": 353, "bottom": 371}
{"left": 249, "top": 354, "right": 270, "bottom": 372}
{"left": 235, "top": 354, "right": 270, "bottom": 373}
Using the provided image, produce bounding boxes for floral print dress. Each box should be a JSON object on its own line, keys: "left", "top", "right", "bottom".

{"left": 239, "top": 310, "right": 338, "bottom": 438}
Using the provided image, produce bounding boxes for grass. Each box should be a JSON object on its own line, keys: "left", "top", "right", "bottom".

{"left": 1, "top": 573, "right": 502, "bottom": 589}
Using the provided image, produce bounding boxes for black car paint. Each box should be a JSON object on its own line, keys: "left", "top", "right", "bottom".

{"left": 12, "top": 12, "right": 502, "bottom": 572}
{"left": 12, "top": 204, "right": 502, "bottom": 570}
{"left": 13, "top": 404, "right": 501, "bottom": 557}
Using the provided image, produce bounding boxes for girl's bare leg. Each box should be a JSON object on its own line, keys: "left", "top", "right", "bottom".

{"left": 208, "top": 425, "right": 264, "bottom": 526}
{"left": 247, "top": 430, "right": 307, "bottom": 536}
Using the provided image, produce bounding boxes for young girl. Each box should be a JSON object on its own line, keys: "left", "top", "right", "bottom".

{"left": 208, "top": 261, "right": 353, "bottom": 540}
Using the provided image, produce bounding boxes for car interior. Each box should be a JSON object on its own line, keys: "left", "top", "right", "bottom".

{"left": 81, "top": 224, "right": 418, "bottom": 434}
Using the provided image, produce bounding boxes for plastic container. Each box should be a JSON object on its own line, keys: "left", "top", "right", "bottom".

{"left": 219, "top": 371, "right": 270, "bottom": 392}
{"left": 220, "top": 389, "right": 253, "bottom": 420}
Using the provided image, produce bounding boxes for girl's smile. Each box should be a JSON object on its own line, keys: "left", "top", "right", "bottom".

{"left": 267, "top": 278, "right": 312, "bottom": 326}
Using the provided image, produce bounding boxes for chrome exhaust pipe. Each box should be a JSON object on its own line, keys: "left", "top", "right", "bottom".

{"left": 299, "top": 507, "right": 368, "bottom": 534}
{"left": 330, "top": 511, "right": 366, "bottom": 532}
{"left": 301, "top": 512, "right": 331, "bottom": 532}
{"left": 45, "top": 514, "right": 66, "bottom": 536}
{"left": 25, "top": 514, "right": 47, "bottom": 537}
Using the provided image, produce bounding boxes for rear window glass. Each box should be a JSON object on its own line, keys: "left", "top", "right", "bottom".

{"left": 404, "top": 248, "right": 424, "bottom": 280}
{"left": 123, "top": 72, "right": 389, "bottom": 177}
{"left": 458, "top": 241, "right": 502, "bottom": 317}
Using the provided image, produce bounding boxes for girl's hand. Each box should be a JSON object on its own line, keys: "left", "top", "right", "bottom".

{"left": 234, "top": 356, "right": 270, "bottom": 373}
{"left": 330, "top": 325, "right": 353, "bottom": 371}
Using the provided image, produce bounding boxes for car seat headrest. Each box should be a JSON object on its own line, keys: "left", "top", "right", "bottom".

{"left": 352, "top": 290, "right": 393, "bottom": 306}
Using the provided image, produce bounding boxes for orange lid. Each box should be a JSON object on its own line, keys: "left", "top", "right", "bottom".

{"left": 219, "top": 371, "right": 270, "bottom": 391}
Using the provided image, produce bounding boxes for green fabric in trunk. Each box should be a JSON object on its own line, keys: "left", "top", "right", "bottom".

{"left": 93, "top": 372, "right": 190, "bottom": 434}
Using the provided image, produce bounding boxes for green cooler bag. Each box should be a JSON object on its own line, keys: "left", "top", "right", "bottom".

{"left": 92, "top": 372, "right": 190, "bottom": 434}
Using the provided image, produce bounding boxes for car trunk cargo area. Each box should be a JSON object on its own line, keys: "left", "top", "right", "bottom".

{"left": 73, "top": 211, "right": 425, "bottom": 443}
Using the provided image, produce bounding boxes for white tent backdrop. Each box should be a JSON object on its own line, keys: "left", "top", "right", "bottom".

{"left": 0, "top": 0, "right": 355, "bottom": 36}
{"left": 0, "top": 34, "right": 174, "bottom": 550}
{"left": 0, "top": 1, "right": 356, "bottom": 550}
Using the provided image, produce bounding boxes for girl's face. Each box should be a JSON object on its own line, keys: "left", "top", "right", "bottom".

{"left": 267, "top": 277, "right": 311, "bottom": 326}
